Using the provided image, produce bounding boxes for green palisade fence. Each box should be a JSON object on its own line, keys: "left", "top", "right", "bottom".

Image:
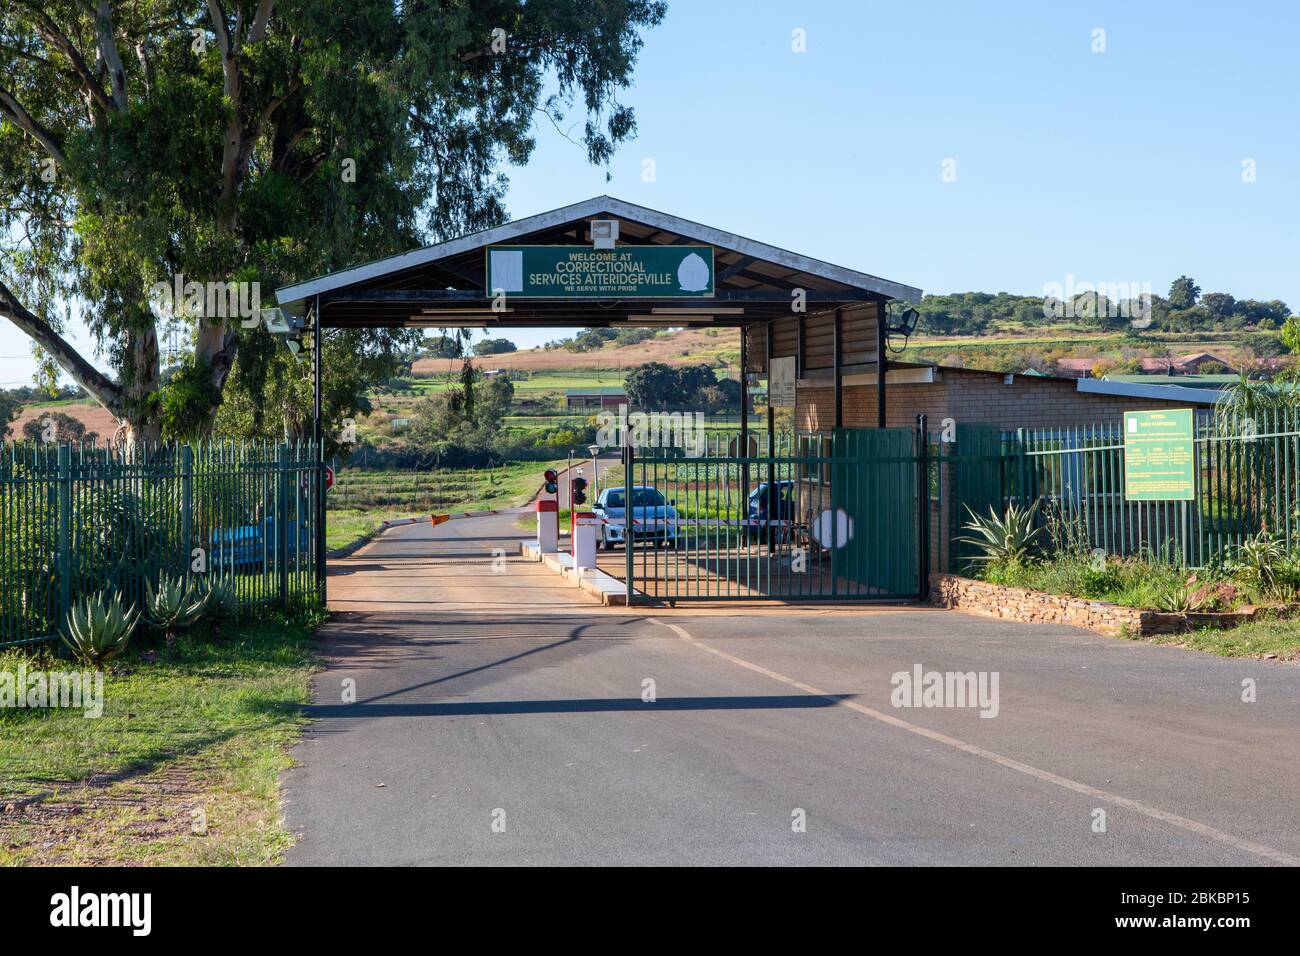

{"left": 933, "top": 408, "right": 1299, "bottom": 574}
{"left": 0, "top": 440, "right": 323, "bottom": 648}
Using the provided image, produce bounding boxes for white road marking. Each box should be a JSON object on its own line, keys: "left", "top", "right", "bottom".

{"left": 649, "top": 617, "right": 1298, "bottom": 866}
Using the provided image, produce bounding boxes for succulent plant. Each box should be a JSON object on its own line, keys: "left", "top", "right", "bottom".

{"left": 1234, "top": 530, "right": 1285, "bottom": 596}
{"left": 61, "top": 592, "right": 138, "bottom": 666}
{"left": 956, "top": 501, "right": 1042, "bottom": 566}
{"left": 201, "top": 578, "right": 239, "bottom": 636}
{"left": 145, "top": 572, "right": 210, "bottom": 653}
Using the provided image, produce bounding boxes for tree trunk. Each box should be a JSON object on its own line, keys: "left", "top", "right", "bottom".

{"left": 119, "top": 324, "right": 162, "bottom": 449}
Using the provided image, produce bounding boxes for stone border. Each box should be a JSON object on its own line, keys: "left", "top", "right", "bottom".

{"left": 929, "top": 573, "right": 1293, "bottom": 637}
{"left": 519, "top": 540, "right": 633, "bottom": 606}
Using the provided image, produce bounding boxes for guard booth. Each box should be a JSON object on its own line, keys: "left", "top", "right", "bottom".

{"left": 275, "top": 196, "right": 925, "bottom": 604}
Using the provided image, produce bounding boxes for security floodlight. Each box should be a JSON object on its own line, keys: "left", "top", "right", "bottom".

{"left": 590, "top": 219, "right": 619, "bottom": 249}
{"left": 884, "top": 304, "right": 921, "bottom": 353}
{"left": 896, "top": 307, "right": 920, "bottom": 337}
{"left": 262, "top": 308, "right": 291, "bottom": 334}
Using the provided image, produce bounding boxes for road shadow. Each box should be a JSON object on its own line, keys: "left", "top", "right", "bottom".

{"left": 305, "top": 693, "right": 854, "bottom": 718}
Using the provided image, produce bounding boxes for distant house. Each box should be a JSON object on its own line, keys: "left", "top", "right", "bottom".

{"left": 1054, "top": 357, "right": 1100, "bottom": 379}
{"left": 565, "top": 387, "right": 626, "bottom": 410}
{"left": 796, "top": 362, "right": 1223, "bottom": 434}
{"left": 1140, "top": 351, "right": 1234, "bottom": 375}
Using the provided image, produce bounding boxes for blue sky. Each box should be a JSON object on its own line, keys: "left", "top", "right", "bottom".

{"left": 3, "top": 0, "right": 1297, "bottom": 382}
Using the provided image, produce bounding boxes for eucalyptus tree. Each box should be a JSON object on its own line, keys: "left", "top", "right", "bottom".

{"left": 0, "top": 0, "right": 665, "bottom": 442}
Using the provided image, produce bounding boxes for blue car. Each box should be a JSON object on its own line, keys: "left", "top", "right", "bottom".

{"left": 594, "top": 486, "right": 679, "bottom": 550}
{"left": 211, "top": 518, "right": 311, "bottom": 569}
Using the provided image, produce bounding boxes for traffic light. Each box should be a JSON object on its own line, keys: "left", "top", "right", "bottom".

{"left": 543, "top": 468, "right": 559, "bottom": 495}
{"left": 571, "top": 476, "right": 588, "bottom": 505}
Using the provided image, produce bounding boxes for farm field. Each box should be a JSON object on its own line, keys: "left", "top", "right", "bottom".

{"left": 326, "top": 459, "right": 566, "bottom": 549}
{"left": 411, "top": 326, "right": 740, "bottom": 375}
{"left": 3, "top": 399, "right": 119, "bottom": 443}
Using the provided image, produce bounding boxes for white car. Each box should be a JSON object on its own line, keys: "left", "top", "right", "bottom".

{"left": 593, "top": 486, "right": 679, "bottom": 549}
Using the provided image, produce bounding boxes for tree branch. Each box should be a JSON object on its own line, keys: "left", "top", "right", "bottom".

{"left": 0, "top": 84, "right": 68, "bottom": 164}
{"left": 0, "top": 278, "right": 123, "bottom": 414}
{"left": 19, "top": 1, "right": 114, "bottom": 115}
{"left": 248, "top": 0, "right": 275, "bottom": 44}
{"left": 94, "top": 0, "right": 128, "bottom": 109}
{"left": 207, "top": 0, "right": 243, "bottom": 233}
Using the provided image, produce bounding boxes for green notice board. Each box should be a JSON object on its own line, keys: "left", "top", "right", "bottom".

{"left": 1123, "top": 408, "right": 1195, "bottom": 501}
{"left": 486, "top": 245, "right": 714, "bottom": 298}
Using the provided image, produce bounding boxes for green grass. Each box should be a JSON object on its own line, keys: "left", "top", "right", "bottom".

{"left": 975, "top": 551, "right": 1300, "bottom": 659}
{"left": 325, "top": 460, "right": 566, "bottom": 550}
{"left": 0, "top": 605, "right": 325, "bottom": 864}
{"left": 325, "top": 508, "right": 411, "bottom": 550}
{"left": 980, "top": 555, "right": 1193, "bottom": 610}
{"left": 330, "top": 459, "right": 561, "bottom": 514}
{"left": 1148, "top": 616, "right": 1300, "bottom": 661}
{"left": 406, "top": 372, "right": 625, "bottom": 393}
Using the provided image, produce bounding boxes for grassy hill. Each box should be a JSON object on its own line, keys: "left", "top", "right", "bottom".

{"left": 411, "top": 326, "right": 740, "bottom": 375}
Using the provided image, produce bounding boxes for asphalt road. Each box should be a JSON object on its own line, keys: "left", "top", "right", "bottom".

{"left": 283, "top": 513, "right": 1300, "bottom": 866}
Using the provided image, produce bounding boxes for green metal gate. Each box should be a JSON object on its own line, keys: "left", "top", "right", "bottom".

{"left": 620, "top": 427, "right": 924, "bottom": 603}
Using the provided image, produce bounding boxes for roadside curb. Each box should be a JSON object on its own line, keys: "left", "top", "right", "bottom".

{"left": 327, "top": 515, "right": 427, "bottom": 558}
{"left": 519, "top": 540, "right": 631, "bottom": 606}
{"left": 327, "top": 511, "right": 503, "bottom": 558}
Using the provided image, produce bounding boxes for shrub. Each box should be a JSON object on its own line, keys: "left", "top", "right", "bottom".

{"left": 201, "top": 578, "right": 239, "bottom": 637}
{"left": 61, "top": 592, "right": 138, "bottom": 666}
{"left": 957, "top": 501, "right": 1041, "bottom": 565}
{"left": 1233, "top": 530, "right": 1286, "bottom": 598}
{"left": 145, "top": 573, "right": 210, "bottom": 653}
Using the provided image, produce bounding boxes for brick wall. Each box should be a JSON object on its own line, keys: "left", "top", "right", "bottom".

{"left": 796, "top": 369, "right": 1206, "bottom": 433}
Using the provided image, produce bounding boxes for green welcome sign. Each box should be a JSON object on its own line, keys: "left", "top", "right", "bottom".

{"left": 486, "top": 245, "right": 714, "bottom": 298}
{"left": 1123, "top": 408, "right": 1196, "bottom": 501}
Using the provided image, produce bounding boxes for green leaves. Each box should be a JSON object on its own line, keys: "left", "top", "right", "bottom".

{"left": 2, "top": 1, "right": 665, "bottom": 436}
{"left": 61, "top": 591, "right": 139, "bottom": 667}
{"left": 199, "top": 577, "right": 239, "bottom": 628}
{"left": 1232, "top": 530, "right": 1286, "bottom": 597}
{"left": 144, "top": 572, "right": 210, "bottom": 649}
{"left": 956, "top": 501, "right": 1042, "bottom": 566}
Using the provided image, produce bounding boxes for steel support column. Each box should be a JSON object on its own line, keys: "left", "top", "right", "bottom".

{"left": 740, "top": 324, "right": 750, "bottom": 512}
{"left": 766, "top": 318, "right": 776, "bottom": 553}
{"left": 833, "top": 307, "right": 843, "bottom": 429}
{"left": 796, "top": 312, "right": 805, "bottom": 378}
{"left": 877, "top": 298, "right": 888, "bottom": 428}
{"left": 739, "top": 325, "right": 749, "bottom": 453}
{"left": 313, "top": 296, "right": 325, "bottom": 599}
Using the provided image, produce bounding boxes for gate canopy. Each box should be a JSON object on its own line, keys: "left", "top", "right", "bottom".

{"left": 275, "top": 196, "right": 922, "bottom": 329}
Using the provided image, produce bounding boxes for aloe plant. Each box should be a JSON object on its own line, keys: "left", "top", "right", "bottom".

{"left": 145, "top": 573, "right": 210, "bottom": 653}
{"left": 1233, "top": 530, "right": 1286, "bottom": 596}
{"left": 956, "top": 501, "right": 1041, "bottom": 566}
{"left": 201, "top": 578, "right": 239, "bottom": 637}
{"left": 61, "top": 592, "right": 138, "bottom": 667}
{"left": 1155, "top": 582, "right": 1193, "bottom": 613}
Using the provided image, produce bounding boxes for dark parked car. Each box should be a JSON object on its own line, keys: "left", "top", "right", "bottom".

{"left": 746, "top": 480, "right": 795, "bottom": 541}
